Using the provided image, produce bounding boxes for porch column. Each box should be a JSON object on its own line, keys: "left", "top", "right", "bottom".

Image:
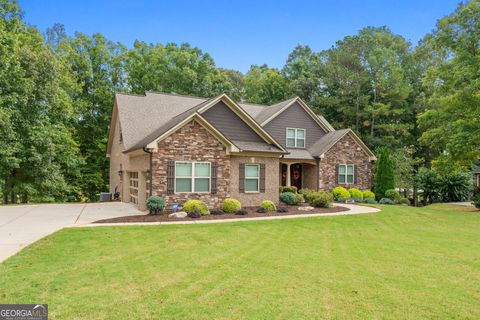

{"left": 286, "top": 163, "right": 291, "bottom": 186}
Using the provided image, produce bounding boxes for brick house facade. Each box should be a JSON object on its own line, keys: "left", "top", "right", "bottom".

{"left": 107, "top": 92, "right": 375, "bottom": 210}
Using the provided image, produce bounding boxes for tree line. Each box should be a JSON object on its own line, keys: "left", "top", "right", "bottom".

{"left": 0, "top": 0, "right": 479, "bottom": 203}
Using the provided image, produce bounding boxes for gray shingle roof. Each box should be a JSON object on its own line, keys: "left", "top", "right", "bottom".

{"left": 308, "top": 129, "right": 350, "bottom": 157}
{"left": 283, "top": 149, "right": 315, "bottom": 160}
{"left": 231, "top": 140, "right": 284, "bottom": 153}
{"left": 114, "top": 91, "right": 335, "bottom": 154}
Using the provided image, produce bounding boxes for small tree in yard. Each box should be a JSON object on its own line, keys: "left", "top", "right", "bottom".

{"left": 374, "top": 148, "right": 395, "bottom": 200}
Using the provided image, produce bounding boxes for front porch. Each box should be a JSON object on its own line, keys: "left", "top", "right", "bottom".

{"left": 280, "top": 160, "right": 318, "bottom": 191}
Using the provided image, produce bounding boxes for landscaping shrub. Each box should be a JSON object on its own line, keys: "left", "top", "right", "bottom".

{"left": 277, "top": 207, "right": 288, "bottom": 213}
{"left": 362, "top": 190, "right": 375, "bottom": 200}
{"left": 379, "top": 198, "right": 394, "bottom": 205}
{"left": 146, "top": 195, "right": 166, "bottom": 214}
{"left": 309, "top": 191, "right": 333, "bottom": 208}
{"left": 438, "top": 171, "right": 472, "bottom": 202}
{"left": 279, "top": 186, "right": 298, "bottom": 194}
{"left": 260, "top": 200, "right": 276, "bottom": 211}
{"left": 183, "top": 200, "right": 209, "bottom": 215}
{"left": 210, "top": 208, "right": 224, "bottom": 215}
{"left": 336, "top": 198, "right": 350, "bottom": 203}
{"left": 351, "top": 197, "right": 362, "bottom": 202}
{"left": 187, "top": 210, "right": 201, "bottom": 218}
{"left": 472, "top": 193, "right": 480, "bottom": 209}
{"left": 221, "top": 198, "right": 241, "bottom": 213}
{"left": 280, "top": 192, "right": 297, "bottom": 205}
{"left": 385, "top": 189, "right": 400, "bottom": 202}
{"left": 398, "top": 197, "right": 410, "bottom": 205}
{"left": 374, "top": 147, "right": 395, "bottom": 200}
{"left": 332, "top": 187, "right": 350, "bottom": 200}
{"left": 295, "top": 193, "right": 305, "bottom": 204}
{"left": 256, "top": 207, "right": 267, "bottom": 213}
{"left": 348, "top": 188, "right": 363, "bottom": 199}
{"left": 364, "top": 198, "right": 378, "bottom": 204}
{"left": 299, "top": 188, "right": 316, "bottom": 202}
{"left": 236, "top": 209, "right": 248, "bottom": 215}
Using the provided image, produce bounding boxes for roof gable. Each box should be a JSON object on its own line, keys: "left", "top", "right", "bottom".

{"left": 258, "top": 97, "right": 335, "bottom": 132}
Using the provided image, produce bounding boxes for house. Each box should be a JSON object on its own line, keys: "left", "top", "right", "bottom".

{"left": 474, "top": 165, "right": 480, "bottom": 188}
{"left": 107, "top": 92, "right": 376, "bottom": 210}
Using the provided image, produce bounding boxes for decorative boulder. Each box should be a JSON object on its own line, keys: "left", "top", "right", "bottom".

{"left": 168, "top": 211, "right": 188, "bottom": 218}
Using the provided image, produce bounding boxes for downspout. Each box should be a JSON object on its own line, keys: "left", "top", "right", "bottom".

{"left": 143, "top": 147, "right": 153, "bottom": 196}
{"left": 316, "top": 157, "right": 320, "bottom": 191}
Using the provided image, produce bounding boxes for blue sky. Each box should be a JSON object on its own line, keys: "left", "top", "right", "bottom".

{"left": 20, "top": 0, "right": 461, "bottom": 73}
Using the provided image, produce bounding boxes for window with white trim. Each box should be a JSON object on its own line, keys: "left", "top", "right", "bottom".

{"left": 286, "top": 128, "right": 305, "bottom": 148}
{"left": 338, "top": 164, "right": 355, "bottom": 184}
{"left": 175, "top": 162, "right": 211, "bottom": 193}
{"left": 245, "top": 164, "right": 260, "bottom": 192}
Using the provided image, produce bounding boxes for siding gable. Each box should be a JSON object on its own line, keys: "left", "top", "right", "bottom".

{"left": 264, "top": 102, "right": 327, "bottom": 149}
{"left": 202, "top": 101, "right": 264, "bottom": 143}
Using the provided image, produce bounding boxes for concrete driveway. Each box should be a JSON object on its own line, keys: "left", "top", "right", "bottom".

{"left": 0, "top": 202, "right": 143, "bottom": 262}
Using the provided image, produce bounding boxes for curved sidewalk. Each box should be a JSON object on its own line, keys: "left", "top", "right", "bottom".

{"left": 79, "top": 204, "right": 380, "bottom": 227}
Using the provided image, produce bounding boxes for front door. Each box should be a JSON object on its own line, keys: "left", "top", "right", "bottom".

{"left": 291, "top": 164, "right": 302, "bottom": 190}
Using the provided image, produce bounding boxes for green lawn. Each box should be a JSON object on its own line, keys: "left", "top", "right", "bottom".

{"left": 1, "top": 205, "right": 479, "bottom": 319}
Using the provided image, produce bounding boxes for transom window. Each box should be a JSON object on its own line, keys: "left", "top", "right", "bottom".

{"left": 245, "top": 164, "right": 260, "bottom": 192}
{"left": 175, "top": 162, "right": 211, "bottom": 193}
{"left": 286, "top": 128, "right": 305, "bottom": 148}
{"left": 338, "top": 164, "right": 355, "bottom": 184}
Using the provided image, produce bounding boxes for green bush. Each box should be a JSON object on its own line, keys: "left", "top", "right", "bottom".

{"left": 309, "top": 192, "right": 334, "bottom": 208}
{"left": 348, "top": 188, "right": 363, "bottom": 199}
{"left": 362, "top": 190, "right": 375, "bottom": 200}
{"left": 472, "top": 193, "right": 480, "bottom": 209}
{"left": 299, "top": 188, "right": 315, "bottom": 202}
{"left": 146, "top": 196, "right": 166, "bottom": 214}
{"left": 279, "top": 186, "right": 298, "bottom": 194}
{"left": 332, "top": 187, "right": 350, "bottom": 200}
{"left": 183, "top": 199, "right": 209, "bottom": 215}
{"left": 385, "top": 189, "right": 400, "bottom": 201}
{"left": 398, "top": 197, "right": 410, "bottom": 205}
{"left": 374, "top": 147, "right": 395, "bottom": 200}
{"left": 364, "top": 198, "right": 378, "bottom": 204}
{"left": 221, "top": 198, "right": 241, "bottom": 213}
{"left": 379, "top": 198, "right": 394, "bottom": 205}
{"left": 260, "top": 200, "right": 277, "bottom": 211}
{"left": 295, "top": 193, "right": 305, "bottom": 204}
{"left": 280, "top": 192, "right": 297, "bottom": 205}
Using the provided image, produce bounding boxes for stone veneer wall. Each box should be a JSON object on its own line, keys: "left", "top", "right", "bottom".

{"left": 318, "top": 133, "right": 373, "bottom": 191}
{"left": 151, "top": 120, "right": 230, "bottom": 208}
{"left": 230, "top": 156, "right": 280, "bottom": 207}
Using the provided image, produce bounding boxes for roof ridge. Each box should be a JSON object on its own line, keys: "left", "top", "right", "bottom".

{"left": 144, "top": 90, "right": 210, "bottom": 100}
{"left": 115, "top": 92, "right": 147, "bottom": 97}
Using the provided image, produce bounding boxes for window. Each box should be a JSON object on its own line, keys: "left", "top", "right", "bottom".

{"left": 175, "top": 162, "right": 211, "bottom": 193}
{"left": 245, "top": 164, "right": 260, "bottom": 192}
{"left": 286, "top": 128, "right": 305, "bottom": 148}
{"left": 338, "top": 164, "right": 355, "bottom": 184}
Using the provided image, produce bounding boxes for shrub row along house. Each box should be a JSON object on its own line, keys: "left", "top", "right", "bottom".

{"left": 107, "top": 92, "right": 376, "bottom": 210}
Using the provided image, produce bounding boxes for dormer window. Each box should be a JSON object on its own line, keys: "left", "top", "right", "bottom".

{"left": 286, "top": 128, "right": 305, "bottom": 148}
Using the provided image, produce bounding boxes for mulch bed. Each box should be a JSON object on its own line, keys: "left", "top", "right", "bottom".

{"left": 93, "top": 205, "right": 349, "bottom": 224}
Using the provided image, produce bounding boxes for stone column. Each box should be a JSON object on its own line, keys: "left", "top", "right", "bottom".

{"left": 286, "top": 163, "right": 291, "bottom": 186}
{"left": 138, "top": 171, "right": 147, "bottom": 211}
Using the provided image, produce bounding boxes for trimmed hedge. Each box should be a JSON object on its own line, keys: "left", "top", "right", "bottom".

{"left": 280, "top": 192, "right": 297, "bottom": 205}
{"left": 221, "top": 198, "right": 241, "bottom": 213}
{"left": 379, "top": 198, "right": 394, "bottom": 205}
{"left": 348, "top": 188, "right": 363, "bottom": 199}
{"left": 260, "top": 200, "right": 277, "bottom": 211}
{"left": 332, "top": 187, "right": 350, "bottom": 200}
{"left": 362, "top": 190, "right": 376, "bottom": 200}
{"left": 146, "top": 195, "right": 166, "bottom": 214}
{"left": 183, "top": 200, "right": 209, "bottom": 215}
{"left": 279, "top": 186, "right": 298, "bottom": 194}
{"left": 385, "top": 189, "right": 400, "bottom": 201}
{"left": 309, "top": 191, "right": 334, "bottom": 208}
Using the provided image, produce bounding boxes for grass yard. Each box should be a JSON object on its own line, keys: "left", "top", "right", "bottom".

{"left": 1, "top": 204, "right": 479, "bottom": 319}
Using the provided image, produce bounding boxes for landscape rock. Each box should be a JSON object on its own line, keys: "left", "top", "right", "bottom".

{"left": 298, "top": 206, "right": 314, "bottom": 211}
{"left": 168, "top": 211, "right": 187, "bottom": 218}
